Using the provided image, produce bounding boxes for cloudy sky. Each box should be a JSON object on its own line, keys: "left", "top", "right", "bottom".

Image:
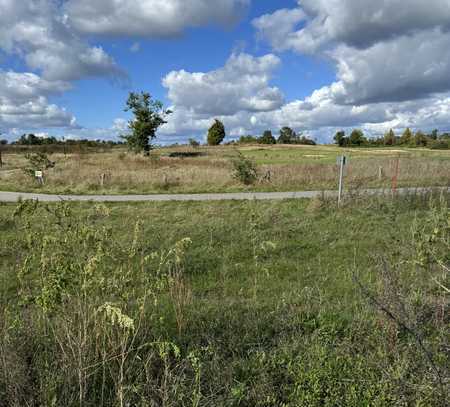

{"left": 1, "top": 0, "right": 450, "bottom": 143}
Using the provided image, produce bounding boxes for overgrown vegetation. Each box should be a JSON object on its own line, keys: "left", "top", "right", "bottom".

{"left": 0, "top": 194, "right": 448, "bottom": 405}
{"left": 23, "top": 152, "right": 55, "bottom": 179}
{"left": 0, "top": 145, "right": 449, "bottom": 195}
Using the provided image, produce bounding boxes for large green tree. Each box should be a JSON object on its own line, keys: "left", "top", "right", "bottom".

{"left": 334, "top": 131, "right": 347, "bottom": 147}
{"left": 122, "top": 92, "right": 172, "bottom": 154}
{"left": 207, "top": 119, "right": 226, "bottom": 146}
{"left": 349, "top": 129, "right": 367, "bottom": 146}
{"left": 384, "top": 129, "right": 396, "bottom": 146}
{"left": 400, "top": 128, "right": 413, "bottom": 145}
{"left": 414, "top": 131, "right": 429, "bottom": 147}
{"left": 278, "top": 127, "right": 296, "bottom": 144}
{"left": 259, "top": 130, "right": 276, "bottom": 145}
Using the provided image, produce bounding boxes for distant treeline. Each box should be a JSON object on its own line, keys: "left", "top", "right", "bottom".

{"left": 0, "top": 134, "right": 123, "bottom": 154}
{"left": 234, "top": 127, "right": 317, "bottom": 146}
{"left": 0, "top": 134, "right": 124, "bottom": 154}
{"left": 4, "top": 133, "right": 124, "bottom": 147}
{"left": 334, "top": 128, "right": 450, "bottom": 149}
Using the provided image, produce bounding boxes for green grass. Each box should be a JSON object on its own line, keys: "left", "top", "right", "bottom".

{"left": 0, "top": 194, "right": 448, "bottom": 405}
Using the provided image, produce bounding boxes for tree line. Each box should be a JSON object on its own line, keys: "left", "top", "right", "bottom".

{"left": 334, "top": 128, "right": 450, "bottom": 149}
{"left": 7, "top": 134, "right": 123, "bottom": 147}
{"left": 236, "top": 127, "right": 316, "bottom": 146}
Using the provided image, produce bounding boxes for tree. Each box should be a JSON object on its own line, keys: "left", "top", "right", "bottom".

{"left": 349, "top": 129, "right": 367, "bottom": 146}
{"left": 430, "top": 129, "right": 439, "bottom": 140}
{"left": 400, "top": 128, "right": 413, "bottom": 145}
{"left": 121, "top": 92, "right": 172, "bottom": 155}
{"left": 188, "top": 138, "right": 200, "bottom": 147}
{"left": 384, "top": 129, "right": 396, "bottom": 146}
{"left": 278, "top": 127, "right": 296, "bottom": 144}
{"left": 414, "top": 131, "right": 428, "bottom": 147}
{"left": 239, "top": 135, "right": 258, "bottom": 144}
{"left": 259, "top": 130, "right": 276, "bottom": 145}
{"left": 17, "top": 133, "right": 40, "bottom": 145}
{"left": 207, "top": 119, "right": 226, "bottom": 146}
{"left": 334, "top": 131, "right": 347, "bottom": 147}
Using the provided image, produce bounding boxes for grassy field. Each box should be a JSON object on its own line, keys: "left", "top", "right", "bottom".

{"left": 0, "top": 144, "right": 449, "bottom": 194}
{"left": 0, "top": 193, "right": 448, "bottom": 405}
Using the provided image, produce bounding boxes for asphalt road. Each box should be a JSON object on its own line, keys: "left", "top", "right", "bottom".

{"left": 0, "top": 187, "right": 448, "bottom": 203}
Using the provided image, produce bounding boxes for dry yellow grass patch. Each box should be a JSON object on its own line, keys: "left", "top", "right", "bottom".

{"left": 0, "top": 146, "right": 449, "bottom": 194}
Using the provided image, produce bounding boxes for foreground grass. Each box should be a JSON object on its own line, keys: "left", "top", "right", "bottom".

{"left": 0, "top": 145, "right": 449, "bottom": 195}
{"left": 0, "top": 194, "right": 448, "bottom": 405}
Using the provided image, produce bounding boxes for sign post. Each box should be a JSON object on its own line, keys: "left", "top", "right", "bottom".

{"left": 35, "top": 170, "right": 44, "bottom": 185}
{"left": 337, "top": 156, "right": 347, "bottom": 206}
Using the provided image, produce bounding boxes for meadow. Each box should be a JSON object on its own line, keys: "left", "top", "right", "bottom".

{"left": 0, "top": 144, "right": 449, "bottom": 195}
{"left": 0, "top": 193, "right": 448, "bottom": 405}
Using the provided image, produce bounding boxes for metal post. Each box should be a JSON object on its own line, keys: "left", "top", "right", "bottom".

{"left": 338, "top": 156, "right": 345, "bottom": 206}
{"left": 392, "top": 156, "right": 400, "bottom": 195}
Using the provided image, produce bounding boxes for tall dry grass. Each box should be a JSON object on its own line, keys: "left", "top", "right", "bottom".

{"left": 0, "top": 149, "right": 449, "bottom": 194}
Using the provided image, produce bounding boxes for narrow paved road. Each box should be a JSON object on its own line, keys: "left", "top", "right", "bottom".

{"left": 0, "top": 187, "right": 448, "bottom": 203}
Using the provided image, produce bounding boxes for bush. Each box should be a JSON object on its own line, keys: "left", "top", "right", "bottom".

{"left": 23, "top": 153, "right": 55, "bottom": 178}
{"left": 430, "top": 140, "right": 449, "bottom": 150}
{"left": 231, "top": 153, "right": 258, "bottom": 185}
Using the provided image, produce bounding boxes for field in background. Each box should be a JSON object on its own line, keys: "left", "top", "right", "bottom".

{"left": 0, "top": 194, "right": 448, "bottom": 405}
{"left": 0, "top": 144, "right": 449, "bottom": 194}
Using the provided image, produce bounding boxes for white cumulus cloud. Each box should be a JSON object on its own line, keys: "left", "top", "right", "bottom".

{"left": 0, "top": 0, "right": 124, "bottom": 82}
{"left": 163, "top": 53, "right": 284, "bottom": 116}
{"left": 0, "top": 70, "right": 77, "bottom": 132}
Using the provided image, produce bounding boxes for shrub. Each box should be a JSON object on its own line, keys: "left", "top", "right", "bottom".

{"left": 430, "top": 140, "right": 449, "bottom": 150}
{"left": 23, "top": 152, "right": 55, "bottom": 178}
{"left": 231, "top": 153, "right": 258, "bottom": 185}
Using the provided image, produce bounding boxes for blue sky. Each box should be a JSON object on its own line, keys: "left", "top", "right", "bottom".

{"left": 1, "top": 1, "right": 450, "bottom": 143}
{"left": 57, "top": 0, "right": 334, "bottom": 133}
